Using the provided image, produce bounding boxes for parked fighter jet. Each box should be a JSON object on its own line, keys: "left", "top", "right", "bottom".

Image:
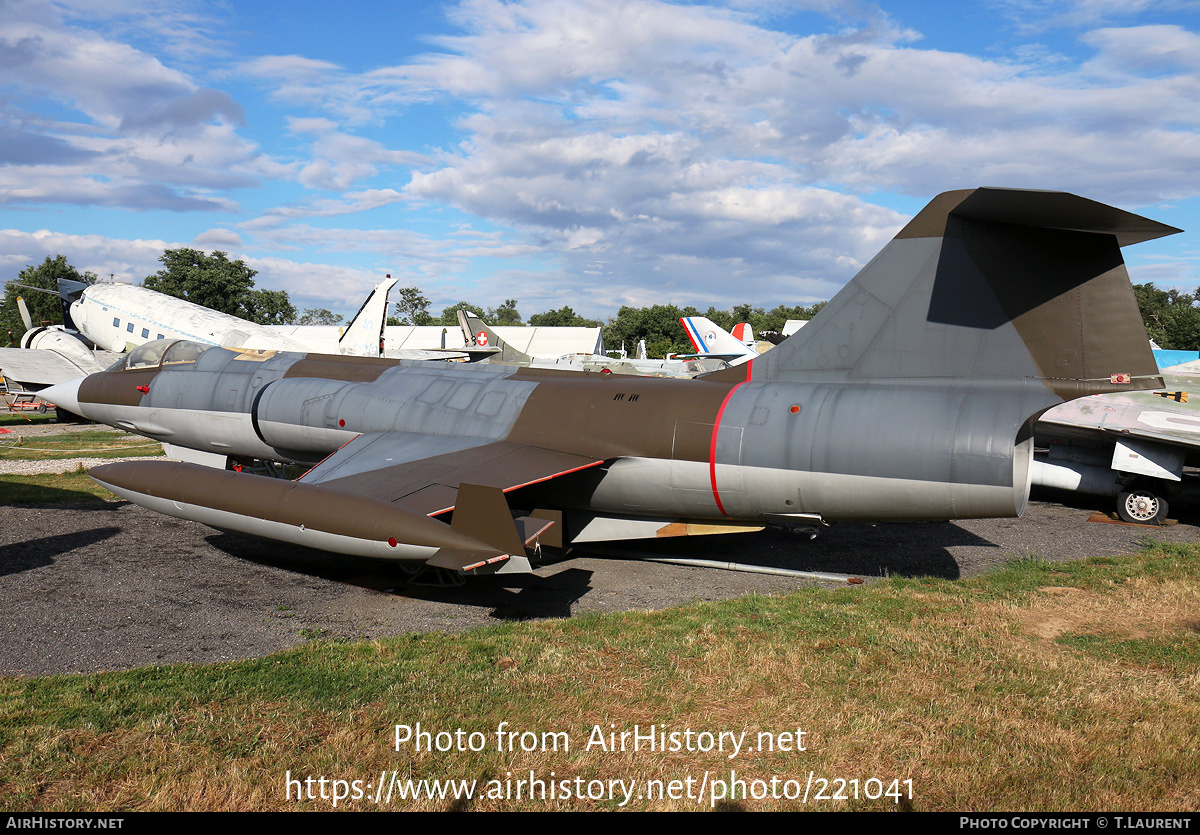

{"left": 1032, "top": 358, "right": 1200, "bottom": 523}
{"left": 43, "top": 188, "right": 1174, "bottom": 576}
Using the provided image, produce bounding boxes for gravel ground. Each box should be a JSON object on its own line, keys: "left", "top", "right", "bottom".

{"left": 2, "top": 490, "right": 1195, "bottom": 677}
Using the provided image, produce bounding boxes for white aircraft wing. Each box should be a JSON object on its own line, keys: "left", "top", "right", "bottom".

{"left": 0, "top": 347, "right": 116, "bottom": 390}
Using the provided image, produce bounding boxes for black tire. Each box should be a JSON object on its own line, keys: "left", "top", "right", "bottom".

{"left": 1117, "top": 487, "right": 1169, "bottom": 525}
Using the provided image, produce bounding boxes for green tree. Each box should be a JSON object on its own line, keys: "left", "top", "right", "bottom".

{"left": 297, "top": 308, "right": 344, "bottom": 326}
{"left": 488, "top": 299, "right": 522, "bottom": 326}
{"left": 142, "top": 248, "right": 296, "bottom": 326}
{"left": 242, "top": 289, "right": 297, "bottom": 326}
{"left": 1133, "top": 283, "right": 1200, "bottom": 350}
{"left": 527, "top": 306, "right": 602, "bottom": 327}
{"left": 390, "top": 287, "right": 434, "bottom": 326}
{"left": 144, "top": 249, "right": 256, "bottom": 316}
{"left": 2, "top": 255, "right": 96, "bottom": 345}
{"left": 423, "top": 301, "right": 481, "bottom": 326}
{"left": 604, "top": 304, "right": 698, "bottom": 358}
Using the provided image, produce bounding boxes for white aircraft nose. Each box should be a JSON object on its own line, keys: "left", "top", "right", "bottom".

{"left": 40, "top": 376, "right": 84, "bottom": 417}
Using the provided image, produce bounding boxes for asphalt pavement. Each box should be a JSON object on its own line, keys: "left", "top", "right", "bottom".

{"left": 2, "top": 494, "right": 1195, "bottom": 676}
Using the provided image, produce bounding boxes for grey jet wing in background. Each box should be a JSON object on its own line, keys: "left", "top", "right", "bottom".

{"left": 43, "top": 188, "right": 1176, "bottom": 577}
{"left": 1033, "top": 359, "right": 1200, "bottom": 523}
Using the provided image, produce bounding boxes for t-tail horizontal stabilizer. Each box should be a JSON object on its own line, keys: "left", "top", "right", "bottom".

{"left": 749, "top": 188, "right": 1176, "bottom": 401}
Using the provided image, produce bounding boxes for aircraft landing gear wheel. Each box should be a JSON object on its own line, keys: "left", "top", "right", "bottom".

{"left": 1117, "top": 488, "right": 1168, "bottom": 525}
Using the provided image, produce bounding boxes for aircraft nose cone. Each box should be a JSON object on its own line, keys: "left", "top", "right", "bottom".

{"left": 40, "top": 376, "right": 84, "bottom": 418}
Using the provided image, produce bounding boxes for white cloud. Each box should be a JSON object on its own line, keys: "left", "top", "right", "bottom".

{"left": 263, "top": 189, "right": 407, "bottom": 219}
{"left": 0, "top": 228, "right": 176, "bottom": 284}
{"left": 0, "top": 0, "right": 267, "bottom": 213}
{"left": 192, "top": 227, "right": 243, "bottom": 247}
{"left": 4, "top": 0, "right": 1198, "bottom": 316}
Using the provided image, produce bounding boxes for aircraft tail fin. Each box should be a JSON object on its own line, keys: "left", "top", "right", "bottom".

{"left": 681, "top": 316, "right": 757, "bottom": 358}
{"left": 56, "top": 278, "right": 89, "bottom": 331}
{"left": 731, "top": 322, "right": 754, "bottom": 348}
{"left": 746, "top": 188, "right": 1176, "bottom": 401}
{"left": 338, "top": 276, "right": 398, "bottom": 357}
{"left": 457, "top": 309, "right": 532, "bottom": 364}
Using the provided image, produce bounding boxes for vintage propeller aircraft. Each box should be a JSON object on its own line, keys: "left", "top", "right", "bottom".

{"left": 42, "top": 188, "right": 1175, "bottom": 577}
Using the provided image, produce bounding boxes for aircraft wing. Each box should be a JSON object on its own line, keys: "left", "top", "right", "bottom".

{"left": 1039, "top": 397, "right": 1200, "bottom": 448}
{"left": 1038, "top": 395, "right": 1200, "bottom": 482}
{"left": 0, "top": 347, "right": 113, "bottom": 390}
{"left": 1040, "top": 411, "right": 1200, "bottom": 450}
{"left": 299, "top": 430, "right": 606, "bottom": 517}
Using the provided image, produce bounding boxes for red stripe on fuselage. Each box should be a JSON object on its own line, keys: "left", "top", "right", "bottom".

{"left": 709, "top": 381, "right": 747, "bottom": 517}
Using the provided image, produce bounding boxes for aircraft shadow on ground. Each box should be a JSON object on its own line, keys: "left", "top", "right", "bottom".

{"left": 203, "top": 517, "right": 997, "bottom": 619}
{"left": 0, "top": 527, "right": 121, "bottom": 575}
{"left": 572, "top": 522, "right": 996, "bottom": 581}
{"left": 203, "top": 533, "right": 595, "bottom": 620}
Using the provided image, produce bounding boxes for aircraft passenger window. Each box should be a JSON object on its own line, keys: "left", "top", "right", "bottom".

{"left": 126, "top": 322, "right": 134, "bottom": 333}
{"left": 141, "top": 328, "right": 150, "bottom": 339}
{"left": 113, "top": 317, "right": 120, "bottom": 328}
{"left": 157, "top": 334, "right": 164, "bottom": 339}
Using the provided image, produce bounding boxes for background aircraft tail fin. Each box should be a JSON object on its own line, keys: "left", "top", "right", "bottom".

{"left": 680, "top": 316, "right": 757, "bottom": 358}
{"left": 338, "top": 276, "right": 398, "bottom": 357}
{"left": 457, "top": 309, "right": 532, "bottom": 364}
{"left": 749, "top": 188, "right": 1176, "bottom": 400}
{"left": 731, "top": 322, "right": 754, "bottom": 348}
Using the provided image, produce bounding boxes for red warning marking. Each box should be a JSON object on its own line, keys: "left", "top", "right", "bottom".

{"left": 709, "top": 381, "right": 748, "bottom": 517}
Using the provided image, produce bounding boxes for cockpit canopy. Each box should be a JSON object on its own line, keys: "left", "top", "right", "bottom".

{"left": 108, "top": 339, "right": 210, "bottom": 372}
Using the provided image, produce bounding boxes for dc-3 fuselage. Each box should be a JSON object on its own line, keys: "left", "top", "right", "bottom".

{"left": 45, "top": 188, "right": 1177, "bottom": 575}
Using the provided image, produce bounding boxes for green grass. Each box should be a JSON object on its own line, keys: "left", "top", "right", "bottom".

{"left": 0, "top": 471, "right": 115, "bottom": 503}
{"left": 0, "top": 410, "right": 57, "bottom": 428}
{"left": 2, "top": 541, "right": 1198, "bottom": 811}
{"left": 0, "top": 429, "right": 162, "bottom": 461}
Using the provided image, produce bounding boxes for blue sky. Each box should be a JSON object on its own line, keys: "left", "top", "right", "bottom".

{"left": 2, "top": 0, "right": 1198, "bottom": 320}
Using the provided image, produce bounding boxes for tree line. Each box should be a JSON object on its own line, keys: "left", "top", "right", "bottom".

{"left": 7, "top": 251, "right": 1200, "bottom": 357}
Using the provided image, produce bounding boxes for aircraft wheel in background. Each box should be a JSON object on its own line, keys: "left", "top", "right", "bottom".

{"left": 1117, "top": 486, "right": 1168, "bottom": 525}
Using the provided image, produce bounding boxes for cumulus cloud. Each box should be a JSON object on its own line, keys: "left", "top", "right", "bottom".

{"left": 0, "top": 0, "right": 266, "bottom": 213}
{"left": 4, "top": 0, "right": 1198, "bottom": 315}
{"left": 350, "top": 0, "right": 1195, "bottom": 309}
{"left": 0, "top": 227, "right": 177, "bottom": 283}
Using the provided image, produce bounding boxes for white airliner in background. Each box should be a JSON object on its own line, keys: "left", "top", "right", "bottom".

{"left": 1, "top": 276, "right": 399, "bottom": 391}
